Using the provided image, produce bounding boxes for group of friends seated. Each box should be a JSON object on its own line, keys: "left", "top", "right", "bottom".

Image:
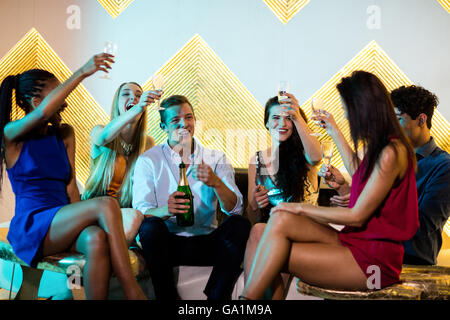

{"left": 0, "top": 52, "right": 448, "bottom": 300}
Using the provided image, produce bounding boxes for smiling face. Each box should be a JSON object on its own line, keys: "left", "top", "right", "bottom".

{"left": 266, "top": 104, "right": 294, "bottom": 142}
{"left": 116, "top": 83, "right": 143, "bottom": 115}
{"left": 161, "top": 103, "right": 196, "bottom": 147}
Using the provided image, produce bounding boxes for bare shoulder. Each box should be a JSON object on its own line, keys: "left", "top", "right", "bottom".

{"left": 59, "top": 124, "right": 75, "bottom": 142}
{"left": 378, "top": 139, "right": 409, "bottom": 175}
{"left": 249, "top": 153, "right": 257, "bottom": 165}
{"left": 144, "top": 135, "right": 155, "bottom": 151}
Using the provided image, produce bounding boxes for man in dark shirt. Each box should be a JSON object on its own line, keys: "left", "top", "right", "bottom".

{"left": 391, "top": 85, "right": 450, "bottom": 265}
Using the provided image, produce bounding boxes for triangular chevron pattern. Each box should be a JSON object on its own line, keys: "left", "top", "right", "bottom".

{"left": 141, "top": 34, "right": 271, "bottom": 169}
{"left": 262, "top": 0, "right": 310, "bottom": 24}
{"left": 438, "top": 0, "right": 450, "bottom": 13}
{"left": 97, "top": 0, "right": 135, "bottom": 18}
{"left": 302, "top": 40, "right": 450, "bottom": 171}
{"left": 0, "top": 28, "right": 110, "bottom": 186}
{"left": 1, "top": 30, "right": 449, "bottom": 234}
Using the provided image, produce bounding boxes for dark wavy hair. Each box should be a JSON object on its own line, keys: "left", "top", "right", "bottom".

{"left": 390, "top": 85, "right": 438, "bottom": 129}
{"left": 336, "top": 71, "right": 416, "bottom": 182}
{"left": 264, "top": 96, "right": 310, "bottom": 203}
{"left": 0, "top": 69, "right": 57, "bottom": 191}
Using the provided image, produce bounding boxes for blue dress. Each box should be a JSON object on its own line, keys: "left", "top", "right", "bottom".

{"left": 6, "top": 126, "right": 70, "bottom": 267}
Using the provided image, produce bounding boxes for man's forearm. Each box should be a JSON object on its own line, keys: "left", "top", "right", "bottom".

{"left": 144, "top": 206, "right": 172, "bottom": 220}
{"left": 214, "top": 179, "right": 238, "bottom": 213}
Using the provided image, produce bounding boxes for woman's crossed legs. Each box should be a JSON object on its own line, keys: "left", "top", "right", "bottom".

{"left": 242, "top": 211, "right": 367, "bottom": 299}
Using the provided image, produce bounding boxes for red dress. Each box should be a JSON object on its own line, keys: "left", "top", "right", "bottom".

{"left": 339, "top": 154, "right": 419, "bottom": 288}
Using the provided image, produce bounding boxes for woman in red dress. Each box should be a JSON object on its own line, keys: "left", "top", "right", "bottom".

{"left": 241, "top": 71, "right": 419, "bottom": 299}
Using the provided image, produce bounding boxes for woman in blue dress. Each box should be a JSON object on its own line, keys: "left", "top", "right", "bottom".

{"left": 0, "top": 53, "right": 146, "bottom": 299}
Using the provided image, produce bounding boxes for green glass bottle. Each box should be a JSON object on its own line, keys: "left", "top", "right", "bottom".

{"left": 176, "top": 161, "right": 194, "bottom": 226}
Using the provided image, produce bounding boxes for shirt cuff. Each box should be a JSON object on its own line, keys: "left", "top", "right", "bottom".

{"left": 219, "top": 194, "right": 243, "bottom": 216}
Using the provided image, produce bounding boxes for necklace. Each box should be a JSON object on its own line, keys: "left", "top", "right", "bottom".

{"left": 120, "top": 139, "right": 133, "bottom": 156}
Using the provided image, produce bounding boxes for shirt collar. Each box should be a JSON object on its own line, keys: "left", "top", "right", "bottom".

{"left": 162, "top": 136, "right": 203, "bottom": 166}
{"left": 416, "top": 137, "right": 437, "bottom": 159}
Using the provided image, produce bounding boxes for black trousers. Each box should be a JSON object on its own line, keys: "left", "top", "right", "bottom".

{"left": 138, "top": 214, "right": 251, "bottom": 300}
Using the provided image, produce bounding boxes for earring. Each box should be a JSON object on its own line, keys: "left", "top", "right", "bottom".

{"left": 419, "top": 117, "right": 425, "bottom": 126}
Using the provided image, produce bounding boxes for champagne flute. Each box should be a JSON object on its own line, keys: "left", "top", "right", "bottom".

{"left": 101, "top": 41, "right": 117, "bottom": 80}
{"left": 310, "top": 97, "right": 324, "bottom": 137}
{"left": 277, "top": 81, "right": 290, "bottom": 117}
{"left": 321, "top": 140, "right": 334, "bottom": 169}
{"left": 152, "top": 73, "right": 164, "bottom": 110}
{"left": 320, "top": 140, "right": 334, "bottom": 186}
{"left": 277, "top": 81, "right": 289, "bottom": 103}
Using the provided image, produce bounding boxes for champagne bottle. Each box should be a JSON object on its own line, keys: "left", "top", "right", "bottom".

{"left": 176, "top": 161, "right": 194, "bottom": 226}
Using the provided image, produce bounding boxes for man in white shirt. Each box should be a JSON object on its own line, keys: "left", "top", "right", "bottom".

{"left": 133, "top": 95, "right": 250, "bottom": 300}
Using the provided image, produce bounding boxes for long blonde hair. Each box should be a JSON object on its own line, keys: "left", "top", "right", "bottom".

{"left": 82, "top": 82, "right": 147, "bottom": 207}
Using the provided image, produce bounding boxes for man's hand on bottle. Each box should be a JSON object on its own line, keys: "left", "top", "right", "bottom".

{"left": 167, "top": 191, "right": 190, "bottom": 215}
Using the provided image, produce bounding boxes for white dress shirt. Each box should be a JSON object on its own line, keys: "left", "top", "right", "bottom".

{"left": 132, "top": 138, "right": 243, "bottom": 236}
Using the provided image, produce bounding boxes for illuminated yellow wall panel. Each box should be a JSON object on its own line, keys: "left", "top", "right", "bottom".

{"left": 305, "top": 40, "right": 449, "bottom": 236}
{"left": 141, "top": 34, "right": 271, "bottom": 169}
{"left": 97, "top": 0, "right": 135, "bottom": 18}
{"left": 1, "top": 29, "right": 449, "bottom": 236}
{"left": 438, "top": 0, "right": 450, "bottom": 13}
{"left": 302, "top": 40, "right": 450, "bottom": 171}
{"left": 262, "top": 0, "right": 310, "bottom": 24}
{"left": 0, "top": 28, "right": 110, "bottom": 186}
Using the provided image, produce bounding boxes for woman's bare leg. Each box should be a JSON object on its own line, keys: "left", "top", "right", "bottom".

{"left": 244, "top": 223, "right": 266, "bottom": 282}
{"left": 242, "top": 211, "right": 367, "bottom": 299}
{"left": 70, "top": 226, "right": 111, "bottom": 299}
{"left": 244, "top": 223, "right": 285, "bottom": 299}
{"left": 286, "top": 242, "right": 367, "bottom": 290}
{"left": 120, "top": 208, "right": 144, "bottom": 247}
{"left": 42, "top": 196, "right": 146, "bottom": 300}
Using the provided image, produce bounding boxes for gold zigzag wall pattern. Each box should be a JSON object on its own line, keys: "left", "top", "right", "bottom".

{"left": 438, "top": 0, "right": 450, "bottom": 13}
{"left": 1, "top": 29, "right": 449, "bottom": 234}
{"left": 141, "top": 34, "right": 271, "bottom": 169}
{"left": 300, "top": 40, "right": 450, "bottom": 236}
{"left": 302, "top": 40, "right": 450, "bottom": 172}
{"left": 1, "top": 31, "right": 449, "bottom": 176}
{"left": 97, "top": 0, "right": 135, "bottom": 18}
{"left": 262, "top": 0, "right": 310, "bottom": 24}
{"left": 0, "top": 28, "right": 110, "bottom": 186}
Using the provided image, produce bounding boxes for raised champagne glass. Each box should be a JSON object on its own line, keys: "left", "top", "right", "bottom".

{"left": 321, "top": 140, "right": 334, "bottom": 169}
{"left": 101, "top": 41, "right": 117, "bottom": 80}
{"left": 310, "top": 97, "right": 324, "bottom": 137}
{"left": 277, "top": 81, "right": 289, "bottom": 103}
{"left": 152, "top": 73, "right": 165, "bottom": 110}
